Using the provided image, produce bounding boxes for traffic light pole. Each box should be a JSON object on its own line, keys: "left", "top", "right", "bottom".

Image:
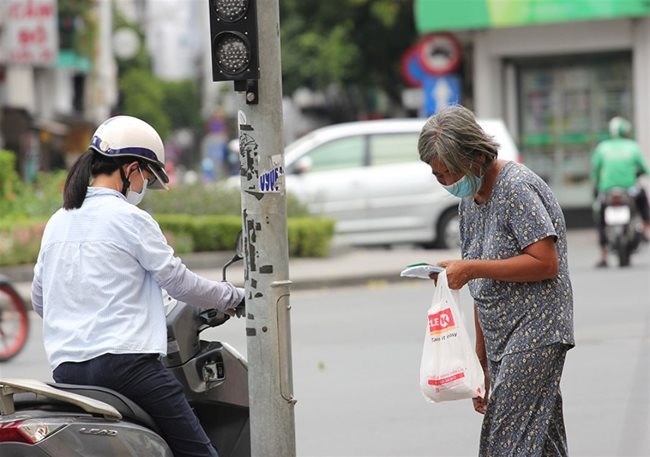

{"left": 234, "top": 1, "right": 297, "bottom": 456}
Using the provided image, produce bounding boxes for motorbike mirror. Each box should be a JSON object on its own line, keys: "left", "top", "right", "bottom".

{"left": 235, "top": 230, "right": 244, "bottom": 259}
{"left": 222, "top": 230, "right": 244, "bottom": 282}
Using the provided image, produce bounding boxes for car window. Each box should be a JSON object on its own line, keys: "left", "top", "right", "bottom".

{"left": 370, "top": 133, "right": 420, "bottom": 166}
{"left": 298, "top": 136, "right": 365, "bottom": 172}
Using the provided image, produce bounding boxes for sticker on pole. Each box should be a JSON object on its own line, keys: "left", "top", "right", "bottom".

{"left": 259, "top": 154, "right": 284, "bottom": 193}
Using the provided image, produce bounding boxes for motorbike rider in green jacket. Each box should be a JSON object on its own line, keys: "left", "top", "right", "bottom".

{"left": 591, "top": 116, "right": 650, "bottom": 267}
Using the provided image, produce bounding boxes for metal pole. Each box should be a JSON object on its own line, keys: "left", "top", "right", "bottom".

{"left": 236, "top": 1, "right": 297, "bottom": 456}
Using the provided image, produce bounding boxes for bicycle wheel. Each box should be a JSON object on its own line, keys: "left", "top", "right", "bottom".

{"left": 0, "top": 283, "right": 30, "bottom": 362}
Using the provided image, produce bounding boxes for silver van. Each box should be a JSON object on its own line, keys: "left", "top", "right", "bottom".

{"left": 251, "top": 118, "right": 520, "bottom": 249}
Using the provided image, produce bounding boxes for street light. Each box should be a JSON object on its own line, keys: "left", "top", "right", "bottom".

{"left": 208, "top": 0, "right": 259, "bottom": 102}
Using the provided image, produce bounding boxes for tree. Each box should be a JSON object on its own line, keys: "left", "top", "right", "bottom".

{"left": 118, "top": 68, "right": 172, "bottom": 139}
{"left": 280, "top": 0, "right": 417, "bottom": 120}
{"left": 113, "top": 14, "right": 202, "bottom": 141}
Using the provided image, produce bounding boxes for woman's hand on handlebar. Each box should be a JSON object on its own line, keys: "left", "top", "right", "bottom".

{"left": 225, "top": 298, "right": 245, "bottom": 318}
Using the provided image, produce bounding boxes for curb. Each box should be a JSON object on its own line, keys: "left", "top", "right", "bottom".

{"left": 0, "top": 251, "right": 238, "bottom": 284}
{"left": 1, "top": 254, "right": 407, "bottom": 312}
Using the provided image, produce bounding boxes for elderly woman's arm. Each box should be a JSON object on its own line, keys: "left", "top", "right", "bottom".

{"left": 438, "top": 236, "right": 559, "bottom": 290}
{"left": 472, "top": 303, "right": 490, "bottom": 414}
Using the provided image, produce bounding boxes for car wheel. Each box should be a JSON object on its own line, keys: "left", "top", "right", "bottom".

{"left": 435, "top": 208, "right": 461, "bottom": 249}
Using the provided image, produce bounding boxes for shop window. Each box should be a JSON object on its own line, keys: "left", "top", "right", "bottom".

{"left": 515, "top": 53, "right": 632, "bottom": 208}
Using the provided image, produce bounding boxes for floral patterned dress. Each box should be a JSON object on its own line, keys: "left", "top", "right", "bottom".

{"left": 459, "top": 161, "right": 575, "bottom": 456}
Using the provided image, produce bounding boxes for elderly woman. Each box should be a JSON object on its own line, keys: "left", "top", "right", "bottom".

{"left": 418, "top": 105, "right": 575, "bottom": 456}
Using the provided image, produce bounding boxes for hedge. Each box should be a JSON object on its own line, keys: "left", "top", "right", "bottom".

{"left": 0, "top": 214, "right": 335, "bottom": 267}
{"left": 0, "top": 219, "right": 47, "bottom": 267}
{"left": 155, "top": 214, "right": 335, "bottom": 257}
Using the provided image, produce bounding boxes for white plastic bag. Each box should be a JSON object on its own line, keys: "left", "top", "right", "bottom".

{"left": 420, "top": 270, "right": 485, "bottom": 403}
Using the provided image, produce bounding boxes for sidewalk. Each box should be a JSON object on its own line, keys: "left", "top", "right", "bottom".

{"left": 2, "top": 246, "right": 457, "bottom": 310}
{"left": 2, "top": 229, "right": 596, "bottom": 308}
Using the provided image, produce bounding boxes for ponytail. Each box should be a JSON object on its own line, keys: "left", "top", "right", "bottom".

{"left": 63, "top": 150, "right": 134, "bottom": 210}
{"left": 63, "top": 150, "right": 94, "bottom": 209}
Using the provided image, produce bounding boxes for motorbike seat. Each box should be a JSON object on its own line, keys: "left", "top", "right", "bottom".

{"left": 45, "top": 383, "right": 162, "bottom": 435}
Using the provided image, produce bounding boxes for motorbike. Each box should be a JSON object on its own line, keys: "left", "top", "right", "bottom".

{"left": 602, "top": 186, "right": 644, "bottom": 267}
{"left": 0, "top": 234, "right": 250, "bottom": 457}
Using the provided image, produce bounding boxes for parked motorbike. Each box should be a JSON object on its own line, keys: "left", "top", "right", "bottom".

{"left": 0, "top": 234, "right": 249, "bottom": 457}
{"left": 602, "top": 186, "right": 644, "bottom": 267}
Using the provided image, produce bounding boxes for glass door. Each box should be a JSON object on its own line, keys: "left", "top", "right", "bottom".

{"left": 516, "top": 53, "right": 633, "bottom": 208}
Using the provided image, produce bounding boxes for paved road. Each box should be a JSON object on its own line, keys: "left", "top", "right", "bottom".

{"left": 2, "top": 230, "right": 648, "bottom": 456}
{"left": 212, "top": 244, "right": 650, "bottom": 457}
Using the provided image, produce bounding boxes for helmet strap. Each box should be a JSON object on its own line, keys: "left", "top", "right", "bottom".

{"left": 118, "top": 162, "right": 138, "bottom": 195}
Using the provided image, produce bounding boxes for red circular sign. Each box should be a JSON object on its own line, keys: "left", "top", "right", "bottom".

{"left": 401, "top": 46, "right": 424, "bottom": 88}
{"left": 416, "top": 32, "right": 462, "bottom": 76}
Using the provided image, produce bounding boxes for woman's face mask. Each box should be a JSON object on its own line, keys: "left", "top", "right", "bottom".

{"left": 441, "top": 174, "right": 482, "bottom": 198}
{"left": 126, "top": 168, "right": 148, "bottom": 206}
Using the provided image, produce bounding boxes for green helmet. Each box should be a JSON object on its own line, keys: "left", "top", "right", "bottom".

{"left": 608, "top": 116, "right": 632, "bottom": 139}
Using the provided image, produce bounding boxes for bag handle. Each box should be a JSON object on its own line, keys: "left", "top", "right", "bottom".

{"left": 437, "top": 269, "right": 449, "bottom": 289}
{"left": 435, "top": 269, "right": 462, "bottom": 308}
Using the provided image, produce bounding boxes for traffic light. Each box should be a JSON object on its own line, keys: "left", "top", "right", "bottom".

{"left": 208, "top": 0, "right": 260, "bottom": 85}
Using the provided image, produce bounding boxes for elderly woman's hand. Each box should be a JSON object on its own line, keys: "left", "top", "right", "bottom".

{"left": 435, "top": 259, "right": 473, "bottom": 289}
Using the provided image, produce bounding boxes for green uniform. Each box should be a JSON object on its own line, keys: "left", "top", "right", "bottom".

{"left": 591, "top": 138, "right": 649, "bottom": 193}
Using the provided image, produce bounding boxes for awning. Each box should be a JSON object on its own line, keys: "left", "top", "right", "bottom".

{"left": 34, "top": 118, "right": 69, "bottom": 136}
{"left": 415, "top": 0, "right": 650, "bottom": 34}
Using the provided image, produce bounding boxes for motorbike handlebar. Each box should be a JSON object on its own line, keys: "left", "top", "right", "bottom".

{"left": 198, "top": 309, "right": 231, "bottom": 327}
{"left": 198, "top": 299, "right": 245, "bottom": 327}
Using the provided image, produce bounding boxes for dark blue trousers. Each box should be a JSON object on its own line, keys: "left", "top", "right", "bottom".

{"left": 53, "top": 353, "right": 218, "bottom": 457}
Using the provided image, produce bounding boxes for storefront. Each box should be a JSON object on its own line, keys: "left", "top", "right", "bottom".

{"left": 414, "top": 0, "right": 650, "bottom": 214}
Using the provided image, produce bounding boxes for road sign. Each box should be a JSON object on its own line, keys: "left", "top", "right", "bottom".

{"left": 417, "top": 32, "right": 462, "bottom": 76}
{"left": 401, "top": 46, "right": 427, "bottom": 88}
{"left": 423, "top": 75, "right": 461, "bottom": 115}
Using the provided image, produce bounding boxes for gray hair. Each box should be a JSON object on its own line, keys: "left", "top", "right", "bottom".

{"left": 417, "top": 105, "right": 499, "bottom": 178}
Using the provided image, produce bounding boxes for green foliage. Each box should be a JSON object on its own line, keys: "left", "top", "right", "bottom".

{"left": 142, "top": 183, "right": 242, "bottom": 215}
{"left": 141, "top": 182, "right": 311, "bottom": 218}
{"left": 58, "top": 0, "right": 96, "bottom": 59}
{"left": 161, "top": 230, "right": 194, "bottom": 255}
{"left": 15, "top": 171, "right": 66, "bottom": 219}
{"left": 118, "top": 70, "right": 203, "bottom": 139}
{"left": 162, "top": 80, "right": 203, "bottom": 131}
{"left": 0, "top": 150, "right": 20, "bottom": 215}
{"left": 113, "top": 16, "right": 202, "bottom": 139}
{"left": 0, "top": 212, "right": 335, "bottom": 266}
{"left": 287, "top": 217, "right": 336, "bottom": 257}
{"left": 155, "top": 214, "right": 242, "bottom": 252}
{"left": 112, "top": 15, "right": 151, "bottom": 73}
{"left": 280, "top": 0, "right": 417, "bottom": 111}
{"left": 282, "top": 20, "right": 360, "bottom": 90}
{"left": 144, "top": 184, "right": 331, "bottom": 256}
{"left": 156, "top": 214, "right": 335, "bottom": 257}
{"left": 0, "top": 150, "right": 65, "bottom": 220}
{"left": 0, "top": 219, "right": 47, "bottom": 266}
{"left": 0, "top": 171, "right": 331, "bottom": 265}
{"left": 119, "top": 68, "right": 173, "bottom": 140}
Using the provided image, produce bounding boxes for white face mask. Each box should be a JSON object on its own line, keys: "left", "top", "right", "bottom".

{"left": 126, "top": 168, "right": 148, "bottom": 206}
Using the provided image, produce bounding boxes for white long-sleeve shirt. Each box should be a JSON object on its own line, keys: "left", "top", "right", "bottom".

{"left": 32, "top": 187, "right": 244, "bottom": 370}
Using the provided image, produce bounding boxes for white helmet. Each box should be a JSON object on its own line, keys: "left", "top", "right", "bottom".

{"left": 608, "top": 116, "right": 632, "bottom": 139}
{"left": 89, "top": 115, "right": 169, "bottom": 189}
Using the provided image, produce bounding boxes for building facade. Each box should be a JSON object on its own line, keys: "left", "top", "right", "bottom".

{"left": 415, "top": 0, "right": 650, "bottom": 213}
{"left": 0, "top": 0, "right": 115, "bottom": 174}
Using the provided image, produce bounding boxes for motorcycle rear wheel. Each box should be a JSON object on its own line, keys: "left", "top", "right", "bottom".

{"left": 616, "top": 239, "right": 631, "bottom": 267}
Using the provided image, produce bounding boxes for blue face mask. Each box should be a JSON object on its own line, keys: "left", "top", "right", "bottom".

{"left": 442, "top": 174, "right": 482, "bottom": 198}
